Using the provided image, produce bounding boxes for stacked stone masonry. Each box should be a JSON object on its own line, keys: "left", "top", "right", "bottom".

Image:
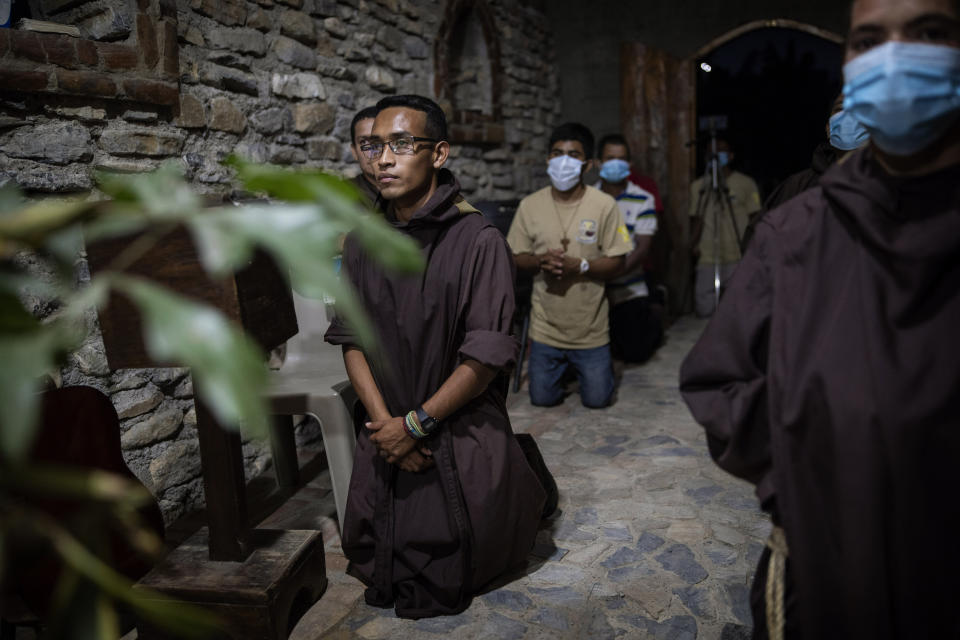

{"left": 1, "top": 0, "right": 560, "bottom": 523}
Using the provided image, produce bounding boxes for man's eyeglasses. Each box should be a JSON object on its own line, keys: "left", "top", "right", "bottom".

{"left": 360, "top": 135, "right": 438, "bottom": 159}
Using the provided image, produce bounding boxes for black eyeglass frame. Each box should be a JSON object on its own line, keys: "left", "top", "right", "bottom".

{"left": 359, "top": 136, "right": 439, "bottom": 159}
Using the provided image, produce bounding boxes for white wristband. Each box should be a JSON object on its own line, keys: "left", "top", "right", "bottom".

{"left": 579, "top": 258, "right": 590, "bottom": 274}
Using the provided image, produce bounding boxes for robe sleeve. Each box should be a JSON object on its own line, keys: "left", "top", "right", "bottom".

{"left": 457, "top": 227, "right": 519, "bottom": 370}
{"left": 323, "top": 236, "right": 361, "bottom": 349}
{"left": 678, "top": 220, "right": 775, "bottom": 503}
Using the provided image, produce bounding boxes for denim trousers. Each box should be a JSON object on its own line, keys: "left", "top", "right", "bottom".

{"left": 528, "top": 340, "right": 615, "bottom": 408}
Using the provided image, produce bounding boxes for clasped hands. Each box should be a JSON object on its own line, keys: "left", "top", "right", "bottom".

{"left": 537, "top": 249, "right": 581, "bottom": 279}
{"left": 367, "top": 416, "right": 434, "bottom": 473}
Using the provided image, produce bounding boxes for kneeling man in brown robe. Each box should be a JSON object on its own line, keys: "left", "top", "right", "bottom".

{"left": 325, "top": 94, "right": 546, "bottom": 618}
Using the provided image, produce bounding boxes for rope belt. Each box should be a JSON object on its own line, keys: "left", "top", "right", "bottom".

{"left": 765, "top": 525, "right": 789, "bottom": 640}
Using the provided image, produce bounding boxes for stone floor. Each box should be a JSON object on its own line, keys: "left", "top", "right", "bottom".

{"left": 271, "top": 316, "right": 769, "bottom": 640}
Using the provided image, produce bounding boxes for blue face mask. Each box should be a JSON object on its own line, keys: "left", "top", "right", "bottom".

{"left": 843, "top": 41, "right": 960, "bottom": 156}
{"left": 829, "top": 110, "right": 870, "bottom": 151}
{"left": 598, "top": 158, "right": 631, "bottom": 183}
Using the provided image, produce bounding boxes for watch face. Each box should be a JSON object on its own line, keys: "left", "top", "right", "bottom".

{"left": 416, "top": 408, "right": 436, "bottom": 433}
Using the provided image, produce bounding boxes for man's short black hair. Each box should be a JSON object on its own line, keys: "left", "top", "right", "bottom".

{"left": 598, "top": 133, "right": 631, "bottom": 160}
{"left": 350, "top": 106, "right": 379, "bottom": 145}
{"left": 375, "top": 94, "right": 448, "bottom": 141}
{"left": 549, "top": 122, "right": 595, "bottom": 159}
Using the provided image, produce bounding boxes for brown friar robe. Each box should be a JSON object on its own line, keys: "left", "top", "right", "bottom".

{"left": 679, "top": 147, "right": 960, "bottom": 640}
{"left": 350, "top": 173, "right": 380, "bottom": 209}
{"left": 325, "top": 168, "right": 546, "bottom": 618}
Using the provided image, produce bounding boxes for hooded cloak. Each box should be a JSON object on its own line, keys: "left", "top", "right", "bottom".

{"left": 326, "top": 169, "right": 546, "bottom": 618}
{"left": 680, "top": 147, "right": 960, "bottom": 639}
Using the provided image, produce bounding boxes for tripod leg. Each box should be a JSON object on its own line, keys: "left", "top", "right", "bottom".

{"left": 722, "top": 192, "right": 744, "bottom": 259}
{"left": 682, "top": 188, "right": 709, "bottom": 315}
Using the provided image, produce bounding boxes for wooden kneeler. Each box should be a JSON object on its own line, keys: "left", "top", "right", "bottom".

{"left": 87, "top": 227, "right": 327, "bottom": 640}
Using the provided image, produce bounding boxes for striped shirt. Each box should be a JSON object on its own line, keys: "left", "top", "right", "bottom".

{"left": 595, "top": 180, "right": 658, "bottom": 301}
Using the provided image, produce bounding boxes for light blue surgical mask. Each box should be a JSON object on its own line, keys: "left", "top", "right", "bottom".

{"left": 599, "top": 158, "right": 631, "bottom": 183}
{"left": 711, "top": 151, "right": 730, "bottom": 168}
{"left": 843, "top": 41, "right": 960, "bottom": 156}
{"left": 547, "top": 155, "right": 584, "bottom": 192}
{"left": 829, "top": 110, "right": 870, "bottom": 151}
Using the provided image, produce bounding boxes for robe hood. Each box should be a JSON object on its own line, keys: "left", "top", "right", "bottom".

{"left": 809, "top": 141, "right": 838, "bottom": 176}
{"left": 394, "top": 168, "right": 479, "bottom": 230}
{"left": 819, "top": 146, "right": 960, "bottom": 262}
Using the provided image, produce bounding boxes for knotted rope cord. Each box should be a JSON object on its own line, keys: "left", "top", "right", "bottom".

{"left": 765, "top": 525, "right": 789, "bottom": 640}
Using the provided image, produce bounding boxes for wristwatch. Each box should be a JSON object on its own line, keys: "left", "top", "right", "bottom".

{"left": 579, "top": 258, "right": 590, "bottom": 274}
{"left": 415, "top": 407, "right": 440, "bottom": 434}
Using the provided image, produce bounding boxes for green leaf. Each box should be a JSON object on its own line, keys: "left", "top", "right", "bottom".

{"left": 0, "top": 289, "right": 40, "bottom": 334}
{"left": 1, "top": 465, "right": 152, "bottom": 508}
{"left": 0, "top": 198, "right": 96, "bottom": 254}
{"left": 81, "top": 211, "right": 153, "bottom": 245}
{"left": 95, "top": 595, "right": 120, "bottom": 640}
{"left": 46, "top": 518, "right": 222, "bottom": 639}
{"left": 0, "top": 269, "right": 72, "bottom": 307}
{"left": 111, "top": 275, "right": 269, "bottom": 438}
{"left": 0, "top": 183, "right": 23, "bottom": 214}
{"left": 226, "top": 157, "right": 424, "bottom": 272}
{"left": 96, "top": 162, "right": 200, "bottom": 221}
{"left": 0, "top": 323, "right": 80, "bottom": 460}
{"left": 0, "top": 276, "right": 108, "bottom": 460}
{"left": 187, "top": 203, "right": 379, "bottom": 349}
{"left": 45, "top": 223, "right": 86, "bottom": 267}
{"left": 226, "top": 156, "right": 361, "bottom": 205}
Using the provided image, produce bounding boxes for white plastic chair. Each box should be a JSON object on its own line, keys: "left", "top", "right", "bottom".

{"left": 265, "top": 292, "right": 358, "bottom": 528}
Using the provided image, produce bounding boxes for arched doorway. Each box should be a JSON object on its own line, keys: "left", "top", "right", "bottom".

{"left": 620, "top": 20, "right": 844, "bottom": 316}
{"left": 695, "top": 20, "right": 844, "bottom": 197}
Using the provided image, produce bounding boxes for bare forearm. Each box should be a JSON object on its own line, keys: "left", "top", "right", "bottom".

{"left": 421, "top": 360, "right": 497, "bottom": 421}
{"left": 587, "top": 255, "right": 626, "bottom": 281}
{"left": 342, "top": 346, "right": 390, "bottom": 421}
{"left": 514, "top": 253, "right": 540, "bottom": 275}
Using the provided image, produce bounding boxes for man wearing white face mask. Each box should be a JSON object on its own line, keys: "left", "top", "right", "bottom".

{"left": 679, "top": 0, "right": 960, "bottom": 638}
{"left": 507, "top": 122, "right": 631, "bottom": 408}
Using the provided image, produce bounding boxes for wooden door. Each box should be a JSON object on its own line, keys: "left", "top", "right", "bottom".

{"left": 620, "top": 43, "right": 695, "bottom": 316}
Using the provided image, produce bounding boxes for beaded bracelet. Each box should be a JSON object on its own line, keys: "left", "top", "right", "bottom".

{"left": 404, "top": 410, "right": 428, "bottom": 439}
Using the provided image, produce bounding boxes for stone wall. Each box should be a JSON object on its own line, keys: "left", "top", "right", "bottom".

{"left": 1, "top": 0, "right": 559, "bottom": 524}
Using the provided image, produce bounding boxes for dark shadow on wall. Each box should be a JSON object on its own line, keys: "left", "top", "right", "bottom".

{"left": 695, "top": 28, "right": 843, "bottom": 198}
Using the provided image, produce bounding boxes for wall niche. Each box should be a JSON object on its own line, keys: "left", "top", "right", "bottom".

{"left": 28, "top": 0, "right": 135, "bottom": 41}
{"left": 435, "top": 0, "right": 504, "bottom": 145}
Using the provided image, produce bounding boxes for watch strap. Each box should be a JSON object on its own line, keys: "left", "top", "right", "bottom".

{"left": 415, "top": 407, "right": 439, "bottom": 434}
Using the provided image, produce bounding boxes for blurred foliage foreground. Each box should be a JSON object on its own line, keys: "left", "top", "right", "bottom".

{"left": 0, "top": 159, "right": 423, "bottom": 638}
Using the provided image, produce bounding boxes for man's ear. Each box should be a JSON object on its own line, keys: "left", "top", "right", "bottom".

{"left": 583, "top": 158, "right": 596, "bottom": 173}
{"left": 433, "top": 140, "right": 450, "bottom": 169}
{"left": 349, "top": 144, "right": 360, "bottom": 163}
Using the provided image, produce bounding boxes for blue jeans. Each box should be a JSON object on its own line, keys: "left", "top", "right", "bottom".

{"left": 528, "top": 341, "right": 615, "bottom": 408}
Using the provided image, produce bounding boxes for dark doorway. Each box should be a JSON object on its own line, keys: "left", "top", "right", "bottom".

{"left": 695, "top": 27, "right": 844, "bottom": 199}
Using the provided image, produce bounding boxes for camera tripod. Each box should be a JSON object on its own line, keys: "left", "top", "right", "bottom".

{"left": 691, "top": 130, "right": 742, "bottom": 312}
